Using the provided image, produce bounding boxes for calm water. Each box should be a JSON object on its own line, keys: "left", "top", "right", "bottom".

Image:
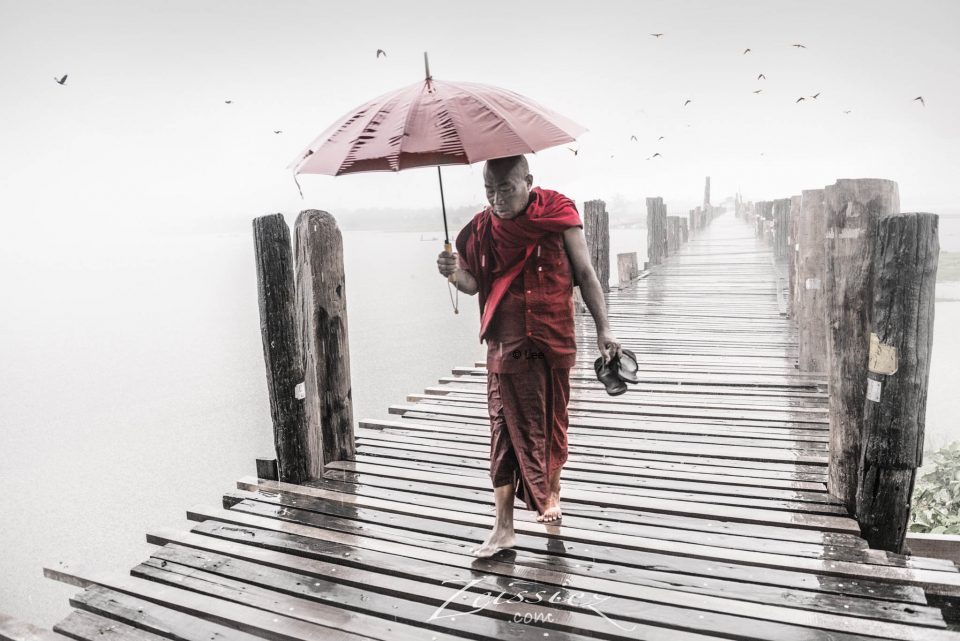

{"left": 0, "top": 216, "right": 956, "bottom": 625}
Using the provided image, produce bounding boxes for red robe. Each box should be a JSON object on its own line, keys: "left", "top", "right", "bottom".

{"left": 455, "top": 187, "right": 582, "bottom": 514}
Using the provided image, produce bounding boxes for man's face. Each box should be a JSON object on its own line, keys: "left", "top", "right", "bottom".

{"left": 484, "top": 164, "right": 532, "bottom": 219}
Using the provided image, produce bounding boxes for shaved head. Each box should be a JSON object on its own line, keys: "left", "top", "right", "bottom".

{"left": 483, "top": 155, "right": 533, "bottom": 219}
{"left": 484, "top": 155, "right": 529, "bottom": 181}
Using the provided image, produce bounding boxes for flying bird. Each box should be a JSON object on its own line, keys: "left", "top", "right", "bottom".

{"left": 54, "top": 74, "right": 68, "bottom": 85}
{"left": 811, "top": 92, "right": 820, "bottom": 99}
{"left": 652, "top": 152, "right": 662, "bottom": 158}
{"left": 376, "top": 49, "right": 386, "bottom": 58}
{"left": 914, "top": 96, "right": 925, "bottom": 107}
{"left": 743, "top": 48, "right": 751, "bottom": 54}
{"left": 658, "top": 136, "right": 665, "bottom": 141}
{"left": 567, "top": 147, "right": 579, "bottom": 156}
{"left": 651, "top": 33, "right": 664, "bottom": 38}
{"left": 795, "top": 96, "right": 806, "bottom": 103}
{"left": 843, "top": 110, "right": 852, "bottom": 114}
{"left": 792, "top": 43, "right": 807, "bottom": 48}
{"left": 753, "top": 89, "right": 763, "bottom": 94}
{"left": 273, "top": 130, "right": 283, "bottom": 134}
{"left": 757, "top": 73, "right": 766, "bottom": 80}
{"left": 630, "top": 135, "right": 638, "bottom": 141}
{"left": 683, "top": 99, "right": 692, "bottom": 106}
{"left": 224, "top": 100, "right": 232, "bottom": 104}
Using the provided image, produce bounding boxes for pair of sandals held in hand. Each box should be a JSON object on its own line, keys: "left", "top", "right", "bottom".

{"left": 594, "top": 348, "right": 640, "bottom": 396}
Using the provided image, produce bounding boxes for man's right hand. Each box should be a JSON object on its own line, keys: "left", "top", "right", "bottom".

{"left": 437, "top": 250, "right": 459, "bottom": 278}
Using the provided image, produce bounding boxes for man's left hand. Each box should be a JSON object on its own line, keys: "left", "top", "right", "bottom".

{"left": 597, "top": 331, "right": 622, "bottom": 364}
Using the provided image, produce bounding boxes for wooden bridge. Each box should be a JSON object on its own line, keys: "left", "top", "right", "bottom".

{"left": 6, "top": 209, "right": 959, "bottom": 640}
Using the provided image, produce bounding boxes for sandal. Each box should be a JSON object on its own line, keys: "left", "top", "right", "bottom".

{"left": 594, "top": 356, "right": 628, "bottom": 396}
{"left": 615, "top": 348, "right": 640, "bottom": 384}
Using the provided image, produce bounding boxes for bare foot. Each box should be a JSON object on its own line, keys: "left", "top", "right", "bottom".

{"left": 537, "top": 501, "right": 562, "bottom": 524}
{"left": 471, "top": 526, "right": 515, "bottom": 558}
{"left": 537, "top": 469, "right": 563, "bottom": 524}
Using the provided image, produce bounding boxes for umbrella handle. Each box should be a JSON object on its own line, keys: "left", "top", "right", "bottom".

{"left": 444, "top": 241, "right": 459, "bottom": 314}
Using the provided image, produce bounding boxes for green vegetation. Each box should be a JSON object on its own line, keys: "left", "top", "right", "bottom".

{"left": 910, "top": 441, "right": 960, "bottom": 534}
{"left": 939, "top": 252, "right": 960, "bottom": 282}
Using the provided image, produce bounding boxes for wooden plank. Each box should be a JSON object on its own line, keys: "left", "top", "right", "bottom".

{"left": 174, "top": 508, "right": 960, "bottom": 640}
{"left": 52, "top": 610, "right": 171, "bottom": 640}
{"left": 363, "top": 420, "right": 831, "bottom": 479}
{"left": 45, "top": 563, "right": 378, "bottom": 641}
{"left": 0, "top": 614, "right": 67, "bottom": 641}
{"left": 356, "top": 435, "right": 829, "bottom": 491}
{"left": 232, "top": 480, "right": 953, "bottom": 590}
{"left": 226, "top": 485, "right": 947, "bottom": 576}
{"left": 348, "top": 447, "right": 845, "bottom": 512}
{"left": 264, "top": 474, "right": 867, "bottom": 551}
{"left": 387, "top": 408, "right": 828, "bottom": 464}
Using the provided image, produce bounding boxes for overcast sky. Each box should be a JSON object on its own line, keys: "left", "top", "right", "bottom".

{"left": 1, "top": 0, "right": 957, "bottom": 237}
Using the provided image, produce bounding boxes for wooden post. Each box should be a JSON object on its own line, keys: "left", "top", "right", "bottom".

{"left": 703, "top": 176, "right": 711, "bottom": 207}
{"left": 788, "top": 195, "right": 802, "bottom": 318}
{"left": 253, "top": 213, "right": 309, "bottom": 484}
{"left": 294, "top": 209, "right": 355, "bottom": 475}
{"left": 681, "top": 218, "right": 689, "bottom": 244}
{"left": 256, "top": 457, "right": 279, "bottom": 481}
{"left": 688, "top": 209, "right": 696, "bottom": 236}
{"left": 617, "top": 252, "right": 638, "bottom": 287}
{"left": 773, "top": 198, "right": 791, "bottom": 259}
{"left": 584, "top": 199, "right": 610, "bottom": 293}
{"left": 797, "top": 189, "right": 828, "bottom": 372}
{"left": 645, "top": 197, "right": 667, "bottom": 266}
{"left": 856, "top": 212, "right": 939, "bottom": 552}
{"left": 666, "top": 216, "right": 681, "bottom": 253}
{"left": 824, "top": 178, "right": 900, "bottom": 512}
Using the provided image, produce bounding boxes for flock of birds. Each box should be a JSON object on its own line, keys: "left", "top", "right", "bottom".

{"left": 51, "top": 42, "right": 928, "bottom": 154}
{"left": 561, "top": 35, "right": 927, "bottom": 161}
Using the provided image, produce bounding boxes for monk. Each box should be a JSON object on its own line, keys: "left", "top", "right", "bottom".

{"left": 436, "top": 154, "right": 622, "bottom": 558}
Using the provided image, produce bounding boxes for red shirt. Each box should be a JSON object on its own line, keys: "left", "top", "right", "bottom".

{"left": 455, "top": 188, "right": 583, "bottom": 372}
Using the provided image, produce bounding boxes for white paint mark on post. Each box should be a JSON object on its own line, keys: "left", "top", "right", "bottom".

{"left": 805, "top": 278, "right": 821, "bottom": 290}
{"left": 866, "top": 378, "right": 882, "bottom": 402}
{"left": 294, "top": 382, "right": 305, "bottom": 399}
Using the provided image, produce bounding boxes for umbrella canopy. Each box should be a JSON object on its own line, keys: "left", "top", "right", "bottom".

{"left": 288, "top": 76, "right": 587, "bottom": 176}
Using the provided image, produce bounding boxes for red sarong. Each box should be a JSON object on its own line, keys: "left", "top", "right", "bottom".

{"left": 487, "top": 359, "right": 571, "bottom": 514}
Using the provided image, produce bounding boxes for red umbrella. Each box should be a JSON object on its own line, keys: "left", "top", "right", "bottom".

{"left": 288, "top": 53, "right": 587, "bottom": 311}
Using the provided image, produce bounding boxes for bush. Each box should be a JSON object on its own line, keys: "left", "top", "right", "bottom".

{"left": 910, "top": 440, "right": 960, "bottom": 534}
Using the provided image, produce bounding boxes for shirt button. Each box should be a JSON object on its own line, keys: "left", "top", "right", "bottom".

{"left": 526, "top": 290, "right": 531, "bottom": 294}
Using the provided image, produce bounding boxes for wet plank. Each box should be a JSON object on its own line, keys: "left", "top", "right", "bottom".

{"left": 173, "top": 505, "right": 958, "bottom": 640}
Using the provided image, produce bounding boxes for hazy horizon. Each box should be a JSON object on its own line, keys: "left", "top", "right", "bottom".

{"left": 2, "top": 0, "right": 958, "bottom": 240}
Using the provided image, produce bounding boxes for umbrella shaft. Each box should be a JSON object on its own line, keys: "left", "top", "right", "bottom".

{"left": 437, "top": 165, "right": 449, "bottom": 244}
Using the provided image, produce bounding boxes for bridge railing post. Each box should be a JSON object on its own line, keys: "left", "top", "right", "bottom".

{"left": 645, "top": 197, "right": 667, "bottom": 267}
{"left": 856, "top": 212, "right": 939, "bottom": 552}
{"left": 788, "top": 195, "right": 802, "bottom": 318}
{"left": 797, "top": 189, "right": 828, "bottom": 373}
{"left": 253, "top": 213, "right": 310, "bottom": 484}
{"left": 584, "top": 199, "right": 610, "bottom": 293}
{"left": 823, "top": 178, "right": 900, "bottom": 514}
{"left": 294, "top": 209, "right": 356, "bottom": 475}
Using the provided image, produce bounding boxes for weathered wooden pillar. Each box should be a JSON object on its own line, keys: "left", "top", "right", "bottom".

{"left": 703, "top": 176, "right": 711, "bottom": 207}
{"left": 617, "top": 252, "right": 638, "bottom": 287}
{"left": 681, "top": 218, "right": 689, "bottom": 243}
{"left": 688, "top": 209, "right": 696, "bottom": 235}
{"left": 667, "top": 216, "right": 682, "bottom": 253}
{"left": 788, "top": 195, "right": 802, "bottom": 318}
{"left": 294, "top": 209, "right": 355, "bottom": 476}
{"left": 824, "top": 178, "right": 900, "bottom": 511}
{"left": 797, "top": 189, "right": 828, "bottom": 372}
{"left": 646, "top": 197, "right": 667, "bottom": 266}
{"left": 773, "top": 198, "right": 791, "bottom": 259}
{"left": 253, "top": 213, "right": 309, "bottom": 484}
{"left": 856, "top": 213, "right": 938, "bottom": 552}
{"left": 584, "top": 199, "right": 610, "bottom": 293}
